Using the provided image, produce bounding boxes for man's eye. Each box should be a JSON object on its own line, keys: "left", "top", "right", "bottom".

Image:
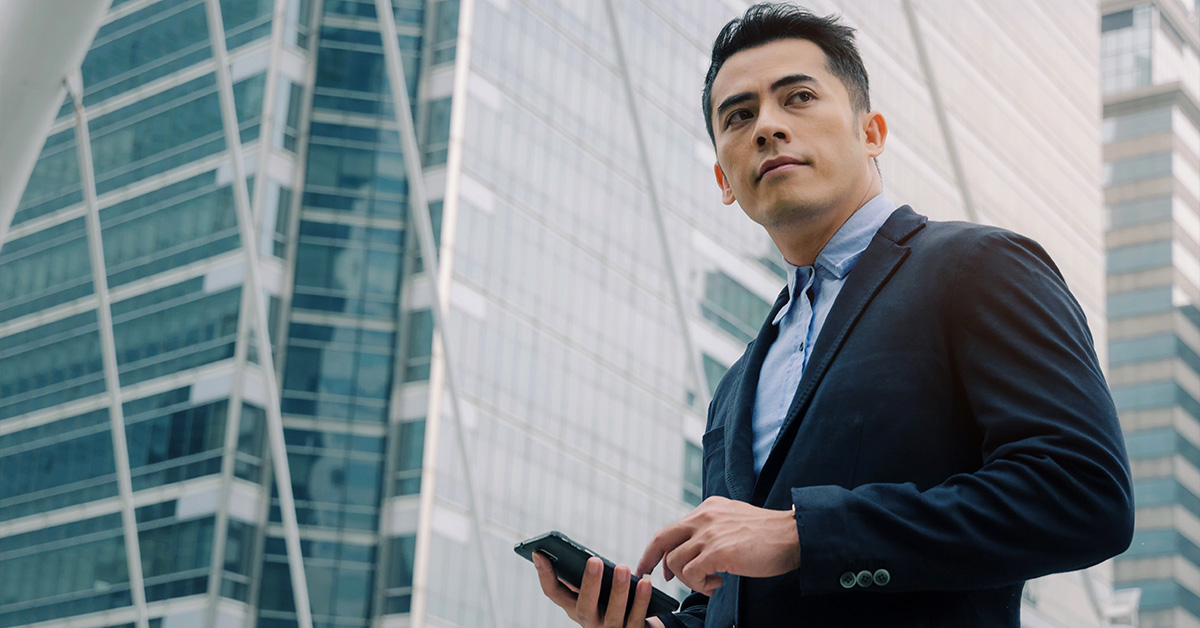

{"left": 726, "top": 110, "right": 752, "bottom": 126}
{"left": 790, "top": 91, "right": 814, "bottom": 103}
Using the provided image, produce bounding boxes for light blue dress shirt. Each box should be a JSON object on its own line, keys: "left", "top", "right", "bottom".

{"left": 751, "top": 193, "right": 897, "bottom": 476}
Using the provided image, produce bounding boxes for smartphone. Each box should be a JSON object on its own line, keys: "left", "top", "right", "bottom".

{"left": 515, "top": 531, "right": 681, "bottom": 617}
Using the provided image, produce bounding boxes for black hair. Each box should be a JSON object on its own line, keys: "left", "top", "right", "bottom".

{"left": 702, "top": 3, "right": 871, "bottom": 143}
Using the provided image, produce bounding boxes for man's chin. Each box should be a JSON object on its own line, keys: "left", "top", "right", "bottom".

{"left": 756, "top": 198, "right": 828, "bottom": 228}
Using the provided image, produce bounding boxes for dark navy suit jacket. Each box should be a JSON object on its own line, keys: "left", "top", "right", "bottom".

{"left": 661, "top": 207, "right": 1133, "bottom": 628}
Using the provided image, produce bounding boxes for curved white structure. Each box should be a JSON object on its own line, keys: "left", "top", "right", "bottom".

{"left": 0, "top": 0, "right": 110, "bottom": 248}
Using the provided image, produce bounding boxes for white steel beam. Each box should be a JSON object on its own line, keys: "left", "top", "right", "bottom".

{"left": 372, "top": 1, "right": 505, "bottom": 627}
{"left": 901, "top": 0, "right": 978, "bottom": 223}
{"left": 66, "top": 70, "right": 151, "bottom": 628}
{"left": 203, "top": 0, "right": 294, "bottom": 624}
{"left": 203, "top": 2, "right": 314, "bottom": 628}
{"left": 0, "top": 0, "right": 111, "bottom": 250}
{"left": 601, "top": 0, "right": 711, "bottom": 410}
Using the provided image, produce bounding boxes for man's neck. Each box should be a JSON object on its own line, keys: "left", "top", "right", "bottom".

{"left": 772, "top": 184, "right": 882, "bottom": 267}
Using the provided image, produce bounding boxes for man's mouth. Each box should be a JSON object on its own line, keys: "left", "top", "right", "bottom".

{"left": 759, "top": 156, "right": 809, "bottom": 180}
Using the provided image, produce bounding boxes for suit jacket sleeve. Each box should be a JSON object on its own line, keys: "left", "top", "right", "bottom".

{"left": 791, "top": 229, "right": 1134, "bottom": 594}
{"left": 655, "top": 592, "right": 708, "bottom": 628}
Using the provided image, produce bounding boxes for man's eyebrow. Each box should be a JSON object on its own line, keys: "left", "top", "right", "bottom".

{"left": 715, "top": 92, "right": 755, "bottom": 119}
{"left": 714, "top": 74, "right": 818, "bottom": 120}
{"left": 770, "top": 73, "right": 817, "bottom": 92}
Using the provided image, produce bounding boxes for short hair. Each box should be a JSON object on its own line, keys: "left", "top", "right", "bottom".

{"left": 702, "top": 3, "right": 871, "bottom": 143}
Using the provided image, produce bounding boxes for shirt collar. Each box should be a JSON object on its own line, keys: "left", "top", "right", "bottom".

{"left": 773, "top": 193, "right": 896, "bottom": 324}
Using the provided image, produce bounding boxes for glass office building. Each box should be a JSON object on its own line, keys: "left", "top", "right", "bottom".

{"left": 0, "top": 0, "right": 1136, "bottom": 627}
{"left": 1103, "top": 0, "right": 1200, "bottom": 626}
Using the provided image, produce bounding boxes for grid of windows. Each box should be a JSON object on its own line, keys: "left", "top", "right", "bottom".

{"left": 0, "top": 409, "right": 117, "bottom": 522}
{"left": 2, "top": 0, "right": 308, "bottom": 625}
{"left": 282, "top": 322, "right": 396, "bottom": 422}
{"left": 0, "top": 514, "right": 130, "bottom": 627}
{"left": 701, "top": 270, "right": 772, "bottom": 343}
{"left": 1101, "top": 6, "right": 1153, "bottom": 94}
{"left": 0, "top": 217, "right": 92, "bottom": 323}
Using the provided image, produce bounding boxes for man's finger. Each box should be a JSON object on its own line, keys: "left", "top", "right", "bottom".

{"left": 636, "top": 522, "right": 693, "bottom": 577}
{"left": 602, "top": 564, "right": 632, "bottom": 627}
{"left": 664, "top": 538, "right": 704, "bottom": 588}
{"left": 574, "top": 556, "right": 604, "bottom": 623}
{"left": 681, "top": 550, "right": 726, "bottom": 597}
{"left": 533, "top": 552, "right": 578, "bottom": 609}
{"left": 624, "top": 577, "right": 653, "bottom": 628}
{"left": 697, "top": 573, "right": 724, "bottom": 597}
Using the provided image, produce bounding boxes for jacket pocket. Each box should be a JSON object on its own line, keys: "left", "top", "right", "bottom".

{"left": 701, "top": 425, "right": 726, "bottom": 499}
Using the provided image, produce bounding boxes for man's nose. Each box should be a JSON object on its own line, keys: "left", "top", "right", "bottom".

{"left": 755, "top": 109, "right": 789, "bottom": 147}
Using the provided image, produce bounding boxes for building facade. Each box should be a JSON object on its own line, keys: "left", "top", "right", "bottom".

{"left": 1103, "top": 0, "right": 1200, "bottom": 626}
{"left": 0, "top": 1, "right": 1132, "bottom": 627}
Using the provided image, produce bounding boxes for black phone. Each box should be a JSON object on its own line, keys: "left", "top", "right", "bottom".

{"left": 515, "top": 531, "right": 681, "bottom": 617}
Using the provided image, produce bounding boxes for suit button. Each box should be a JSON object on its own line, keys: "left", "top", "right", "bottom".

{"left": 839, "top": 571, "right": 857, "bottom": 589}
{"left": 873, "top": 568, "right": 890, "bottom": 586}
{"left": 856, "top": 570, "right": 874, "bottom": 587}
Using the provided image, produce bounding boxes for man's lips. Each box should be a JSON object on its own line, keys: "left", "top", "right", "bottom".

{"left": 758, "top": 156, "right": 809, "bottom": 180}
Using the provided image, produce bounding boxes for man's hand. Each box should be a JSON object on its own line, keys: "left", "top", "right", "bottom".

{"left": 533, "top": 552, "right": 664, "bottom": 628}
{"left": 635, "top": 495, "right": 801, "bottom": 596}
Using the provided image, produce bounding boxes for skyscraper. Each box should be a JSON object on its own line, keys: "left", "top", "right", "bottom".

{"left": 1103, "top": 0, "right": 1200, "bottom": 626}
{"left": 0, "top": 1, "right": 1135, "bottom": 627}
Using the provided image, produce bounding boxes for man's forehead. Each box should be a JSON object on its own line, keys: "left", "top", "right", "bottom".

{"left": 711, "top": 38, "right": 830, "bottom": 98}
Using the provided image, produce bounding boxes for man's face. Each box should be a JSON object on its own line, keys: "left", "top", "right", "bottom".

{"left": 709, "top": 38, "right": 882, "bottom": 229}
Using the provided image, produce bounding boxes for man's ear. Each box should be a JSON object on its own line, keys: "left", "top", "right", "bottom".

{"left": 714, "top": 162, "right": 736, "bottom": 205}
{"left": 862, "top": 111, "right": 887, "bottom": 158}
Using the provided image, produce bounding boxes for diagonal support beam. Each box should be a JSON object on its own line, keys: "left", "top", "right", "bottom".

{"left": 602, "top": 0, "right": 711, "bottom": 410}
{"left": 203, "top": 0, "right": 297, "bottom": 625}
{"left": 66, "top": 70, "right": 151, "bottom": 628}
{"left": 902, "top": 0, "right": 978, "bottom": 223}
{"left": 202, "top": 2, "right": 314, "bottom": 628}
{"left": 373, "top": 1, "right": 504, "bottom": 626}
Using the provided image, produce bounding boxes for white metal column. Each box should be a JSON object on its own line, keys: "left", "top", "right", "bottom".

{"left": 602, "top": 0, "right": 711, "bottom": 409}
{"left": 202, "top": 0, "right": 297, "bottom": 623}
{"left": 66, "top": 70, "right": 151, "bottom": 628}
{"left": 901, "top": 0, "right": 978, "bottom": 223}
{"left": 373, "top": 1, "right": 505, "bottom": 626}
{"left": 203, "top": 2, "right": 314, "bottom": 628}
{"left": 0, "top": 0, "right": 111, "bottom": 250}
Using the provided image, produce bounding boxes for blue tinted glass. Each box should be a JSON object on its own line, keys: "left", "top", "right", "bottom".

{"left": 0, "top": 531, "right": 130, "bottom": 622}
{"left": 393, "top": 420, "right": 423, "bottom": 495}
{"left": 12, "top": 129, "right": 82, "bottom": 224}
{"left": 221, "top": 0, "right": 274, "bottom": 49}
{"left": 1107, "top": 240, "right": 1172, "bottom": 273}
{"left": 1104, "top": 152, "right": 1173, "bottom": 186}
{"left": 1108, "top": 286, "right": 1172, "bottom": 318}
{"left": 1109, "top": 333, "right": 1175, "bottom": 365}
{"left": 0, "top": 408, "right": 108, "bottom": 452}
{"left": 139, "top": 517, "right": 215, "bottom": 581}
{"left": 404, "top": 310, "right": 433, "bottom": 381}
{"left": 316, "top": 47, "right": 385, "bottom": 93}
{"left": 82, "top": 1, "right": 211, "bottom": 106}
{"left": 125, "top": 400, "right": 227, "bottom": 490}
{"left": 101, "top": 184, "right": 238, "bottom": 287}
{"left": 89, "top": 77, "right": 225, "bottom": 195}
{"left": 701, "top": 271, "right": 770, "bottom": 343}
{"left": 0, "top": 218, "right": 93, "bottom": 322}
{"left": 1108, "top": 196, "right": 1172, "bottom": 228}
{"left": 112, "top": 286, "right": 241, "bottom": 386}
{"left": 0, "top": 428, "right": 119, "bottom": 522}
{"left": 1111, "top": 381, "right": 1176, "bottom": 411}
{"left": 0, "top": 312, "right": 105, "bottom": 420}
{"left": 234, "top": 73, "right": 267, "bottom": 143}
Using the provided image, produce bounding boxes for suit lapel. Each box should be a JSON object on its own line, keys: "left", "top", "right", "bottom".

{"left": 723, "top": 286, "right": 789, "bottom": 502}
{"left": 751, "top": 206, "right": 928, "bottom": 504}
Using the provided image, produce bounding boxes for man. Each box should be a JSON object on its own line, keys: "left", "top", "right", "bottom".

{"left": 533, "top": 3, "right": 1133, "bottom": 627}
